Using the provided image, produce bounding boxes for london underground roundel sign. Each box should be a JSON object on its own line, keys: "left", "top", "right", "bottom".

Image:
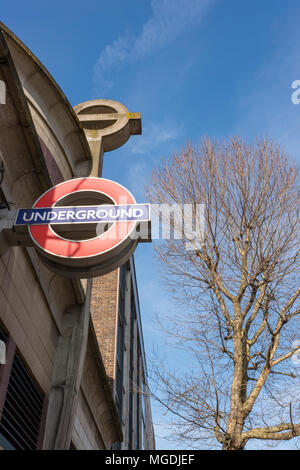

{"left": 15, "top": 177, "right": 150, "bottom": 278}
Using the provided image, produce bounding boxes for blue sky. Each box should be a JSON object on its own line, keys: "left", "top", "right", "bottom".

{"left": 2, "top": 0, "right": 300, "bottom": 449}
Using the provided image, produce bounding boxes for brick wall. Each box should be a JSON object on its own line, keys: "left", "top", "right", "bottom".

{"left": 90, "top": 269, "right": 119, "bottom": 391}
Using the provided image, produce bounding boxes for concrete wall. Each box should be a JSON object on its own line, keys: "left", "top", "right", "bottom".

{"left": 72, "top": 388, "right": 105, "bottom": 450}
{"left": 0, "top": 247, "right": 58, "bottom": 394}
{"left": 90, "top": 262, "right": 155, "bottom": 450}
{"left": 0, "top": 24, "right": 120, "bottom": 450}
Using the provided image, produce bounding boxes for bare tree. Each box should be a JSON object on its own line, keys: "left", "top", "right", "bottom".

{"left": 146, "top": 137, "right": 300, "bottom": 450}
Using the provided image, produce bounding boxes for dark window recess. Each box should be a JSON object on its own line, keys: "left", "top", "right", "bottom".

{"left": 115, "top": 361, "right": 123, "bottom": 419}
{"left": 0, "top": 351, "right": 45, "bottom": 450}
{"left": 136, "top": 347, "right": 141, "bottom": 449}
{"left": 119, "top": 264, "right": 127, "bottom": 297}
{"left": 128, "top": 384, "right": 133, "bottom": 450}
{"left": 128, "top": 302, "right": 135, "bottom": 449}
{"left": 115, "top": 266, "right": 127, "bottom": 422}
{"left": 0, "top": 324, "right": 7, "bottom": 343}
{"left": 115, "top": 309, "right": 125, "bottom": 421}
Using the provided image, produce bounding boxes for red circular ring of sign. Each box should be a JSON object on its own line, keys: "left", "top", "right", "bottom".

{"left": 29, "top": 177, "right": 136, "bottom": 260}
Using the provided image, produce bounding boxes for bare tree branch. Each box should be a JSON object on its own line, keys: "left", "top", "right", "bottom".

{"left": 146, "top": 137, "right": 300, "bottom": 450}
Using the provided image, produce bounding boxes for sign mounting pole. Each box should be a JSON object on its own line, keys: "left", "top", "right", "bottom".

{"left": 42, "top": 100, "right": 142, "bottom": 449}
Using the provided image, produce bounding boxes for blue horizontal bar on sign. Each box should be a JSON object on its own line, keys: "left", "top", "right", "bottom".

{"left": 15, "top": 204, "right": 150, "bottom": 226}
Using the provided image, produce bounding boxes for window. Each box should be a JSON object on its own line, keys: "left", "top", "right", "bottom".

{"left": 0, "top": 327, "right": 46, "bottom": 450}
{"left": 115, "top": 265, "right": 127, "bottom": 422}
{"left": 119, "top": 264, "right": 127, "bottom": 299}
{"left": 136, "top": 344, "right": 141, "bottom": 449}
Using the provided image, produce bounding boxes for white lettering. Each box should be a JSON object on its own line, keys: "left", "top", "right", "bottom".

{"left": 57, "top": 210, "right": 67, "bottom": 220}
{"left": 47, "top": 212, "right": 58, "bottom": 221}
{"left": 105, "top": 455, "right": 140, "bottom": 467}
{"left": 22, "top": 211, "right": 34, "bottom": 222}
{"left": 96, "top": 209, "right": 108, "bottom": 218}
{"left": 0, "top": 340, "right": 5, "bottom": 364}
{"left": 0, "top": 80, "right": 5, "bottom": 104}
{"left": 76, "top": 210, "right": 86, "bottom": 220}
{"left": 120, "top": 208, "right": 132, "bottom": 218}
{"left": 132, "top": 208, "right": 143, "bottom": 218}
{"left": 34, "top": 212, "right": 47, "bottom": 222}
{"left": 291, "top": 340, "right": 300, "bottom": 365}
{"left": 66, "top": 210, "right": 76, "bottom": 220}
{"left": 149, "top": 455, "right": 160, "bottom": 465}
{"left": 87, "top": 209, "right": 96, "bottom": 219}
{"left": 109, "top": 209, "right": 120, "bottom": 219}
{"left": 291, "top": 80, "right": 300, "bottom": 104}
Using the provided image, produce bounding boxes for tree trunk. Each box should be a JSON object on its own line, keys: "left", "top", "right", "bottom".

{"left": 223, "top": 387, "right": 246, "bottom": 449}
{"left": 223, "top": 308, "right": 248, "bottom": 450}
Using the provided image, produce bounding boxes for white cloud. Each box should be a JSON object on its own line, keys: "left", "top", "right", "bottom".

{"left": 232, "top": 14, "right": 300, "bottom": 164}
{"left": 93, "top": 0, "right": 213, "bottom": 93}
{"left": 93, "top": 31, "right": 135, "bottom": 91}
{"left": 126, "top": 160, "right": 149, "bottom": 200}
{"left": 125, "top": 120, "right": 181, "bottom": 199}
{"left": 132, "top": 0, "right": 212, "bottom": 59}
{"left": 129, "top": 121, "right": 181, "bottom": 155}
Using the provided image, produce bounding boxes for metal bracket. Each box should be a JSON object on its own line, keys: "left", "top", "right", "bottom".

{"left": 0, "top": 209, "right": 32, "bottom": 255}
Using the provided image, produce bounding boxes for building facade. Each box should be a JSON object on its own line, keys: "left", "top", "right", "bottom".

{"left": 0, "top": 22, "right": 154, "bottom": 450}
{"left": 91, "top": 258, "right": 155, "bottom": 450}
